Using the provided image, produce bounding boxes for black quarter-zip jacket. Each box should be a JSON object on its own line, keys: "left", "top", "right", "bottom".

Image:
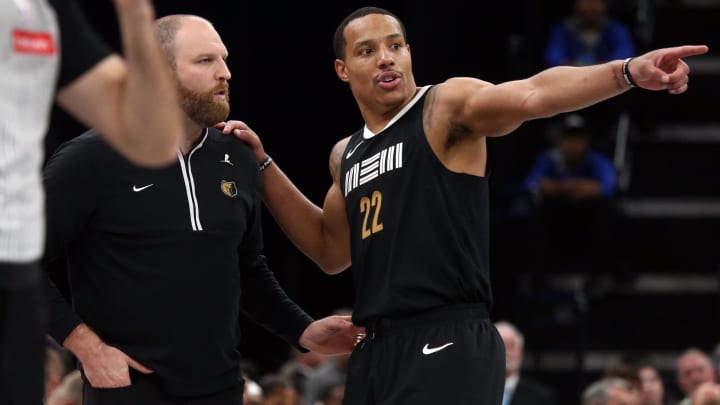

{"left": 42, "top": 128, "right": 312, "bottom": 397}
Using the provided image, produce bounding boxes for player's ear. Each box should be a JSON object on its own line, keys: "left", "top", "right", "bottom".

{"left": 335, "top": 59, "right": 349, "bottom": 82}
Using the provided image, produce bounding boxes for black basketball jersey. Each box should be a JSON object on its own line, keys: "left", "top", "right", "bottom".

{"left": 340, "top": 86, "right": 492, "bottom": 324}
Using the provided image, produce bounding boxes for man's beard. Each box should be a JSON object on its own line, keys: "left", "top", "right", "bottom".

{"left": 178, "top": 84, "right": 230, "bottom": 127}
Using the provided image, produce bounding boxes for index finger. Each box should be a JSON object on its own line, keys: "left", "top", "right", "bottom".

{"left": 662, "top": 45, "right": 709, "bottom": 60}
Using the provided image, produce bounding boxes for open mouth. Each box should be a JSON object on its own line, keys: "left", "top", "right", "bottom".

{"left": 214, "top": 89, "right": 228, "bottom": 99}
{"left": 378, "top": 71, "right": 400, "bottom": 88}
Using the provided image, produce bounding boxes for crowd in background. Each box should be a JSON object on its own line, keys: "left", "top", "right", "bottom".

{"left": 44, "top": 324, "right": 720, "bottom": 404}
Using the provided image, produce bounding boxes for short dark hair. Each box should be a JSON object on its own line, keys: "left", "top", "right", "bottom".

{"left": 333, "top": 7, "right": 407, "bottom": 60}
{"left": 560, "top": 113, "right": 589, "bottom": 138}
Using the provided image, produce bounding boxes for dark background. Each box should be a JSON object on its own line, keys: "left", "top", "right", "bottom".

{"left": 47, "top": 1, "right": 720, "bottom": 403}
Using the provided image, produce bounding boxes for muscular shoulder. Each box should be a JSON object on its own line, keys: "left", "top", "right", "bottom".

{"left": 433, "top": 77, "right": 494, "bottom": 110}
{"left": 428, "top": 76, "right": 518, "bottom": 143}
{"left": 422, "top": 78, "right": 494, "bottom": 143}
{"left": 329, "top": 136, "right": 352, "bottom": 184}
{"left": 330, "top": 136, "right": 352, "bottom": 161}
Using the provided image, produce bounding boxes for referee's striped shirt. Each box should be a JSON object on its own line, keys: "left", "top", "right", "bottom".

{"left": 1, "top": 1, "right": 60, "bottom": 263}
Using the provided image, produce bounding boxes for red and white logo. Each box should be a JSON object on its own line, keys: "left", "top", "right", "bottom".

{"left": 13, "top": 29, "right": 56, "bottom": 55}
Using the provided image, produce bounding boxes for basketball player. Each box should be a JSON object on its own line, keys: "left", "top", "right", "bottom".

{"left": 221, "top": 6, "right": 707, "bottom": 404}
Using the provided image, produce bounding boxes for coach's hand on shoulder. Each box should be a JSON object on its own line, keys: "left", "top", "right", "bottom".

{"left": 63, "top": 323, "right": 154, "bottom": 388}
{"left": 215, "top": 120, "right": 267, "bottom": 164}
{"left": 299, "top": 315, "right": 366, "bottom": 355}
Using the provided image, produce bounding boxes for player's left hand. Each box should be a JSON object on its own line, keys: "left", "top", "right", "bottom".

{"left": 629, "top": 45, "right": 708, "bottom": 94}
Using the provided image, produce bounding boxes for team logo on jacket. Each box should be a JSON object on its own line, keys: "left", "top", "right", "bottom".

{"left": 220, "top": 180, "right": 237, "bottom": 198}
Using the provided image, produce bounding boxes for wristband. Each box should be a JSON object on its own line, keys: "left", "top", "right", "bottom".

{"left": 622, "top": 57, "right": 637, "bottom": 88}
{"left": 259, "top": 155, "right": 273, "bottom": 172}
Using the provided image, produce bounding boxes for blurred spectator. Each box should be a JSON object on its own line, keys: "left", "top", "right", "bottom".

{"left": 690, "top": 382, "right": 720, "bottom": 405}
{"left": 582, "top": 377, "right": 639, "bottom": 405}
{"left": 44, "top": 344, "right": 67, "bottom": 402}
{"left": 525, "top": 114, "right": 617, "bottom": 203}
{"left": 259, "top": 374, "right": 300, "bottom": 405}
{"left": 606, "top": 358, "right": 642, "bottom": 390}
{"left": 637, "top": 361, "right": 671, "bottom": 405}
{"left": 713, "top": 342, "right": 720, "bottom": 380}
{"left": 46, "top": 370, "right": 82, "bottom": 405}
{"left": 242, "top": 359, "right": 263, "bottom": 386}
{"left": 495, "top": 321, "right": 557, "bottom": 405}
{"left": 677, "top": 349, "right": 717, "bottom": 405}
{"left": 302, "top": 352, "right": 350, "bottom": 405}
{"left": 605, "top": 355, "right": 674, "bottom": 405}
{"left": 244, "top": 373, "right": 263, "bottom": 405}
{"left": 524, "top": 113, "right": 618, "bottom": 289}
{"left": 302, "top": 308, "right": 352, "bottom": 405}
{"left": 545, "top": 0, "right": 636, "bottom": 67}
{"left": 279, "top": 348, "right": 329, "bottom": 398}
{"left": 315, "top": 382, "right": 345, "bottom": 405}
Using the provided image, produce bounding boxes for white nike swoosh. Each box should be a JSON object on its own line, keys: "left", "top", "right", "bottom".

{"left": 345, "top": 140, "right": 364, "bottom": 159}
{"left": 133, "top": 184, "right": 154, "bottom": 192}
{"left": 422, "top": 342, "right": 454, "bottom": 355}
